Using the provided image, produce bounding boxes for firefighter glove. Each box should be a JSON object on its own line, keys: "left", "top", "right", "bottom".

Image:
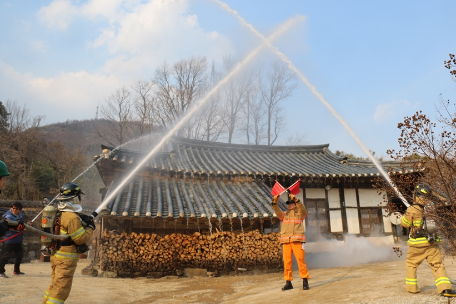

{"left": 271, "top": 195, "right": 279, "bottom": 205}
{"left": 289, "top": 194, "right": 300, "bottom": 203}
{"left": 79, "top": 214, "right": 96, "bottom": 230}
{"left": 85, "top": 217, "right": 96, "bottom": 230}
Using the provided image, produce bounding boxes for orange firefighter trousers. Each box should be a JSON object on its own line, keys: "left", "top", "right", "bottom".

{"left": 42, "top": 255, "right": 79, "bottom": 304}
{"left": 283, "top": 242, "right": 309, "bottom": 281}
{"left": 406, "top": 245, "right": 452, "bottom": 294}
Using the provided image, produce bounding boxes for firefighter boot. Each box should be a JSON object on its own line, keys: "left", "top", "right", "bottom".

{"left": 282, "top": 281, "right": 293, "bottom": 291}
{"left": 303, "top": 278, "right": 309, "bottom": 290}
{"left": 440, "top": 289, "right": 456, "bottom": 297}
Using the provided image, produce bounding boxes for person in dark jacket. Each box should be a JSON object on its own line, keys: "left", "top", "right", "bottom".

{"left": 0, "top": 202, "right": 26, "bottom": 278}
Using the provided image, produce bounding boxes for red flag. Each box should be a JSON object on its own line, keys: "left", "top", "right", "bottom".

{"left": 271, "top": 181, "right": 285, "bottom": 196}
{"left": 287, "top": 180, "right": 300, "bottom": 195}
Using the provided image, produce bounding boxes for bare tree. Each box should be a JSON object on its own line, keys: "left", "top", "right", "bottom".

{"left": 284, "top": 132, "right": 308, "bottom": 145}
{"left": 0, "top": 100, "right": 46, "bottom": 199}
{"left": 153, "top": 56, "right": 208, "bottom": 133}
{"left": 99, "top": 86, "right": 133, "bottom": 145}
{"left": 132, "top": 79, "right": 156, "bottom": 137}
{"left": 221, "top": 56, "right": 256, "bottom": 144}
{"left": 186, "top": 63, "right": 227, "bottom": 141}
{"left": 258, "top": 60, "right": 298, "bottom": 145}
{"left": 240, "top": 79, "right": 268, "bottom": 145}
{"left": 377, "top": 57, "right": 456, "bottom": 254}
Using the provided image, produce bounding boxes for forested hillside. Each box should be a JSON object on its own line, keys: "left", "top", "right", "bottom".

{"left": 0, "top": 102, "right": 108, "bottom": 208}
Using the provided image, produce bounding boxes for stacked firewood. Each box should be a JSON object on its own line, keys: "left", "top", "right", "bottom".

{"left": 101, "top": 230, "right": 282, "bottom": 273}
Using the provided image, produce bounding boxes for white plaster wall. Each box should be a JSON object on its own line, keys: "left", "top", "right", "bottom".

{"left": 328, "top": 188, "right": 340, "bottom": 208}
{"left": 382, "top": 208, "right": 392, "bottom": 233}
{"left": 358, "top": 189, "right": 387, "bottom": 207}
{"left": 344, "top": 189, "right": 357, "bottom": 207}
{"left": 329, "top": 210, "right": 343, "bottom": 232}
{"left": 306, "top": 188, "right": 325, "bottom": 199}
{"left": 346, "top": 208, "right": 360, "bottom": 234}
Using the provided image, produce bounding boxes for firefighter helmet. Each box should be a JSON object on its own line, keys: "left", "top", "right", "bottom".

{"left": 0, "top": 160, "right": 10, "bottom": 178}
{"left": 58, "top": 182, "right": 84, "bottom": 201}
{"left": 415, "top": 183, "right": 430, "bottom": 197}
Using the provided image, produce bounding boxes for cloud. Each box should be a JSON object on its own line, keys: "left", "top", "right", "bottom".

{"left": 2, "top": 0, "right": 235, "bottom": 124}
{"left": 37, "top": 0, "right": 78, "bottom": 30}
{"left": 0, "top": 59, "right": 123, "bottom": 122}
{"left": 30, "top": 40, "right": 48, "bottom": 53}
{"left": 374, "top": 99, "right": 411, "bottom": 123}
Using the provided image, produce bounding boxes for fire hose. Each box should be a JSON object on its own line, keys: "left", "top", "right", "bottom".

{"left": 5, "top": 220, "right": 69, "bottom": 240}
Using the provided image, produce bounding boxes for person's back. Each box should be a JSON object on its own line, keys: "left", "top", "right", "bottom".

{"left": 42, "top": 182, "right": 95, "bottom": 304}
{"left": 400, "top": 183, "right": 456, "bottom": 297}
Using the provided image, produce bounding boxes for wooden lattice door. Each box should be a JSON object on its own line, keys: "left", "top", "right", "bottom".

{"left": 306, "top": 199, "right": 329, "bottom": 241}
{"left": 360, "top": 208, "right": 383, "bottom": 235}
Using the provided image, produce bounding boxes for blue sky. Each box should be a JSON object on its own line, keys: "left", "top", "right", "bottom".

{"left": 1, "top": 0, "right": 455, "bottom": 158}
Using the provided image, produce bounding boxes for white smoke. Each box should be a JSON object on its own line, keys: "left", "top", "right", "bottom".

{"left": 303, "top": 235, "right": 406, "bottom": 269}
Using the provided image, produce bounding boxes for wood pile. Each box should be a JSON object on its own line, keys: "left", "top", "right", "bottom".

{"left": 101, "top": 229, "right": 282, "bottom": 273}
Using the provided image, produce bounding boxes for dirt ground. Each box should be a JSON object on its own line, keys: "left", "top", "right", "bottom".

{"left": 1, "top": 255, "right": 456, "bottom": 304}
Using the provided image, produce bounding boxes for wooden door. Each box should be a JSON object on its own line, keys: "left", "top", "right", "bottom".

{"left": 306, "top": 199, "right": 329, "bottom": 241}
{"left": 360, "top": 208, "right": 382, "bottom": 235}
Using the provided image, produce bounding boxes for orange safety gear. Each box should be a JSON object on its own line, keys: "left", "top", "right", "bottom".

{"left": 272, "top": 194, "right": 307, "bottom": 244}
{"left": 272, "top": 194, "right": 309, "bottom": 283}
{"left": 283, "top": 242, "right": 309, "bottom": 281}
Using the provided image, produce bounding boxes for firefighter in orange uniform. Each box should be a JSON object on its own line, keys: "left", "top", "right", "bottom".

{"left": 272, "top": 193, "right": 309, "bottom": 291}
{"left": 400, "top": 183, "right": 456, "bottom": 297}
{"left": 42, "top": 183, "right": 94, "bottom": 304}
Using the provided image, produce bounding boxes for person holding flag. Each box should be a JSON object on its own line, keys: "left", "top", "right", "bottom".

{"left": 271, "top": 180, "right": 309, "bottom": 291}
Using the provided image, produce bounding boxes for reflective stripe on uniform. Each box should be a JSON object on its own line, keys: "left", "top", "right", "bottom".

{"left": 407, "top": 237, "right": 429, "bottom": 245}
{"left": 406, "top": 278, "right": 417, "bottom": 285}
{"left": 46, "top": 296, "right": 65, "bottom": 303}
{"left": 44, "top": 291, "right": 50, "bottom": 298}
{"left": 68, "top": 227, "right": 85, "bottom": 240}
{"left": 282, "top": 219, "right": 304, "bottom": 224}
{"left": 401, "top": 217, "right": 411, "bottom": 226}
{"left": 435, "top": 277, "right": 451, "bottom": 286}
{"left": 412, "top": 220, "right": 423, "bottom": 226}
{"left": 280, "top": 235, "right": 306, "bottom": 242}
{"left": 54, "top": 250, "right": 79, "bottom": 260}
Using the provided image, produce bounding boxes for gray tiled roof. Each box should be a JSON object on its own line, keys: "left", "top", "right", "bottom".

{"left": 103, "top": 176, "right": 283, "bottom": 219}
{"left": 95, "top": 137, "right": 407, "bottom": 219}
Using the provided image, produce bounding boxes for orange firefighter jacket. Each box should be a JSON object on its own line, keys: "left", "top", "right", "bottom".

{"left": 55, "top": 212, "right": 93, "bottom": 260}
{"left": 272, "top": 196, "right": 307, "bottom": 244}
{"left": 400, "top": 201, "right": 430, "bottom": 248}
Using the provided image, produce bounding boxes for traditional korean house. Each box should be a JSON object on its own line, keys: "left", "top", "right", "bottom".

{"left": 94, "top": 137, "right": 408, "bottom": 275}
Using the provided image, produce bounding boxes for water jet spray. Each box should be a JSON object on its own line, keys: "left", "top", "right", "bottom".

{"left": 92, "top": 16, "right": 306, "bottom": 218}
{"left": 214, "top": 0, "right": 409, "bottom": 207}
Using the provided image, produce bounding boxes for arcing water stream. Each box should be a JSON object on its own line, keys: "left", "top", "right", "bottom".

{"left": 214, "top": 0, "right": 410, "bottom": 207}
{"left": 94, "top": 16, "right": 306, "bottom": 215}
